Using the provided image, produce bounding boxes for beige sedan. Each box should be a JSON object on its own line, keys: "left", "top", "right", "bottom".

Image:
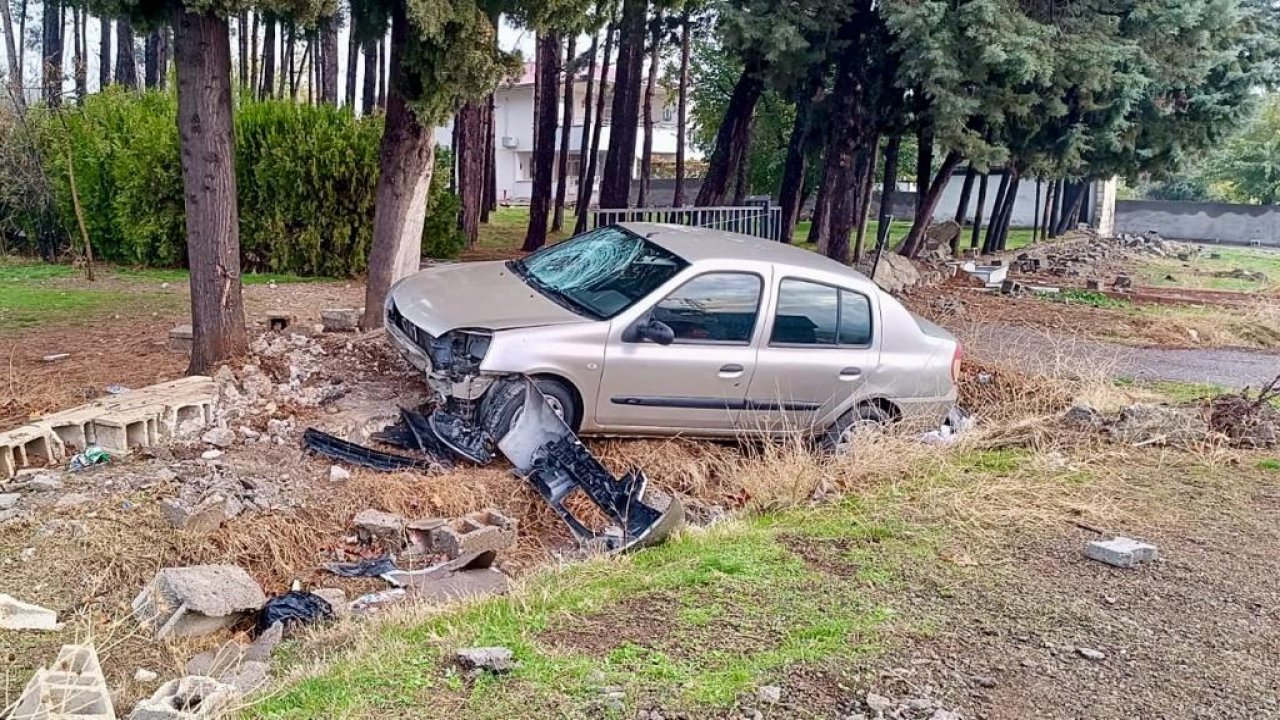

{"left": 385, "top": 222, "right": 961, "bottom": 449}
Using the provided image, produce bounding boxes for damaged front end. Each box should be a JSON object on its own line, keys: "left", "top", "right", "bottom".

{"left": 305, "top": 378, "right": 684, "bottom": 552}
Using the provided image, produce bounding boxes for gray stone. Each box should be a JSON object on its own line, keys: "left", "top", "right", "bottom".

{"left": 312, "top": 588, "right": 348, "bottom": 617}
{"left": 0, "top": 593, "right": 58, "bottom": 630}
{"left": 870, "top": 253, "right": 922, "bottom": 294}
{"left": 866, "top": 692, "right": 893, "bottom": 714}
{"left": 929, "top": 712, "right": 962, "bottom": 720}
{"left": 200, "top": 449, "right": 224, "bottom": 461}
{"left": 132, "top": 565, "right": 266, "bottom": 639}
{"left": 321, "top": 308, "right": 361, "bottom": 332}
{"left": 201, "top": 427, "right": 236, "bottom": 449}
{"left": 14, "top": 473, "right": 63, "bottom": 492}
{"left": 161, "top": 495, "right": 242, "bottom": 533}
{"left": 757, "top": 685, "right": 782, "bottom": 704}
{"left": 430, "top": 509, "right": 517, "bottom": 559}
{"left": 129, "top": 676, "right": 240, "bottom": 719}
{"left": 54, "top": 492, "right": 94, "bottom": 509}
{"left": 353, "top": 509, "right": 406, "bottom": 547}
{"left": 1077, "top": 647, "right": 1107, "bottom": 661}
{"left": 1085, "top": 537, "right": 1158, "bottom": 568}
{"left": 329, "top": 465, "right": 351, "bottom": 481}
{"left": 135, "top": 668, "right": 159, "bottom": 683}
{"left": 455, "top": 646, "right": 518, "bottom": 674}
{"left": 168, "top": 324, "right": 194, "bottom": 354}
{"left": 0, "top": 492, "right": 20, "bottom": 509}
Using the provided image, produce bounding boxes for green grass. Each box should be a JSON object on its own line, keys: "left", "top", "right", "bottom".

{"left": 1053, "top": 289, "right": 1132, "bottom": 309}
{"left": 1257, "top": 458, "right": 1280, "bottom": 472}
{"left": 250, "top": 492, "right": 942, "bottom": 719}
{"left": 1134, "top": 245, "right": 1280, "bottom": 292}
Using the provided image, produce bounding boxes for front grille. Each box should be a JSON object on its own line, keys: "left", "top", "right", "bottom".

{"left": 387, "top": 300, "right": 434, "bottom": 352}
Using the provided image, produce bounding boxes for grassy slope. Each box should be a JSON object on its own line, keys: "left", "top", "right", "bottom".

{"left": 1132, "top": 245, "right": 1280, "bottom": 292}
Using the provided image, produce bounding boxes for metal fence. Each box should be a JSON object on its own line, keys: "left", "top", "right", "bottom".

{"left": 591, "top": 204, "right": 783, "bottom": 242}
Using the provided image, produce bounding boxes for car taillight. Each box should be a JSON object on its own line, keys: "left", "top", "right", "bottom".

{"left": 951, "top": 344, "right": 963, "bottom": 384}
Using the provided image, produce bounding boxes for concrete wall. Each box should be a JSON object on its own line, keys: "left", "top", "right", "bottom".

{"left": 1113, "top": 199, "right": 1280, "bottom": 245}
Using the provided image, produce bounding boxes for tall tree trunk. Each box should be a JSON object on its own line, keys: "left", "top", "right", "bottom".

{"left": 483, "top": 93, "right": 496, "bottom": 217}
{"left": 321, "top": 18, "right": 338, "bottom": 103}
{"left": 524, "top": 32, "right": 561, "bottom": 252}
{"left": 361, "top": 35, "right": 377, "bottom": 114}
{"left": 144, "top": 29, "right": 160, "bottom": 89}
{"left": 576, "top": 22, "right": 614, "bottom": 232}
{"left": 575, "top": 31, "right": 599, "bottom": 213}
{"left": 732, "top": 133, "right": 751, "bottom": 205}
{"left": 809, "top": 178, "right": 829, "bottom": 249}
{"left": 1042, "top": 178, "right": 1059, "bottom": 241}
{"left": 817, "top": 39, "right": 874, "bottom": 263}
{"left": 1031, "top": 178, "right": 1041, "bottom": 240}
{"left": 969, "top": 173, "right": 988, "bottom": 249}
{"left": 456, "top": 99, "right": 486, "bottom": 246}
{"left": 778, "top": 79, "right": 821, "bottom": 244}
{"left": 552, "top": 36, "right": 576, "bottom": 231}
{"left": 344, "top": 13, "right": 358, "bottom": 106}
{"left": 237, "top": 11, "right": 248, "bottom": 90}
{"left": 953, "top": 166, "right": 976, "bottom": 225}
{"left": 114, "top": 18, "right": 136, "bottom": 89}
{"left": 377, "top": 37, "right": 387, "bottom": 108}
{"left": 71, "top": 5, "right": 84, "bottom": 103}
{"left": 249, "top": 12, "right": 258, "bottom": 93}
{"left": 160, "top": 25, "right": 171, "bottom": 90}
{"left": 361, "top": 1, "right": 434, "bottom": 330}
{"left": 637, "top": 15, "right": 661, "bottom": 207}
{"left": 915, "top": 121, "right": 933, "bottom": 213}
{"left": 899, "top": 151, "right": 961, "bottom": 258}
{"left": 673, "top": 11, "right": 690, "bottom": 208}
{"left": 852, "top": 138, "right": 879, "bottom": 262}
{"left": 694, "top": 58, "right": 764, "bottom": 207}
{"left": 259, "top": 15, "right": 275, "bottom": 99}
{"left": 284, "top": 23, "right": 295, "bottom": 97}
{"left": 1054, "top": 180, "right": 1084, "bottom": 236}
{"left": 1064, "top": 181, "right": 1086, "bottom": 229}
{"left": 599, "top": 0, "right": 647, "bottom": 209}
{"left": 41, "top": 0, "right": 62, "bottom": 106}
{"left": 996, "top": 171, "right": 1022, "bottom": 251}
{"left": 983, "top": 170, "right": 1011, "bottom": 253}
{"left": 876, "top": 134, "right": 901, "bottom": 253}
{"left": 173, "top": 6, "right": 248, "bottom": 373}
{"left": 97, "top": 15, "right": 110, "bottom": 90}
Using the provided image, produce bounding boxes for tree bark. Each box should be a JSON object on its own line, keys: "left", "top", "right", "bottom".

{"left": 321, "top": 18, "right": 338, "bottom": 103}
{"left": 996, "top": 172, "right": 1021, "bottom": 250}
{"left": 456, "top": 99, "right": 486, "bottom": 246}
{"left": 284, "top": 23, "right": 295, "bottom": 97}
{"left": 576, "top": 22, "right": 614, "bottom": 232}
{"left": 249, "top": 12, "right": 258, "bottom": 93}
{"left": 637, "top": 14, "right": 661, "bottom": 207}
{"left": 817, "top": 40, "right": 874, "bottom": 263}
{"left": 899, "top": 151, "right": 961, "bottom": 258}
{"left": 483, "top": 93, "right": 496, "bottom": 217}
{"left": 361, "top": 35, "right": 377, "bottom": 114}
{"left": 852, "top": 138, "right": 879, "bottom": 263}
{"left": 1054, "top": 180, "right": 1085, "bottom": 236}
{"left": 259, "top": 15, "right": 275, "bottom": 99}
{"left": 144, "top": 29, "right": 161, "bottom": 89}
{"left": 953, "top": 166, "right": 976, "bottom": 225}
{"left": 377, "top": 37, "right": 387, "bottom": 108}
{"left": 71, "top": 5, "right": 85, "bottom": 103}
{"left": 673, "top": 12, "right": 690, "bottom": 207}
{"left": 983, "top": 170, "right": 1010, "bottom": 253}
{"left": 344, "top": 12, "right": 358, "bottom": 106}
{"left": 778, "top": 80, "right": 821, "bottom": 244}
{"left": 98, "top": 15, "right": 110, "bottom": 90}
{"left": 524, "top": 32, "right": 561, "bottom": 252}
{"left": 732, "top": 134, "right": 751, "bottom": 206}
{"left": 361, "top": 1, "right": 434, "bottom": 330}
{"left": 114, "top": 18, "right": 136, "bottom": 89}
{"left": 600, "top": 0, "right": 647, "bottom": 209}
{"left": 694, "top": 58, "right": 764, "bottom": 207}
{"left": 575, "top": 31, "right": 599, "bottom": 212}
{"left": 173, "top": 6, "right": 248, "bottom": 373}
{"left": 876, "top": 134, "right": 901, "bottom": 251}
{"left": 1042, "top": 178, "right": 1059, "bottom": 241}
{"left": 41, "top": 0, "right": 61, "bottom": 106}
{"left": 1031, "top": 178, "right": 1041, "bottom": 241}
{"left": 969, "top": 173, "right": 988, "bottom": 249}
{"left": 552, "top": 35, "right": 576, "bottom": 231}
{"left": 915, "top": 121, "right": 933, "bottom": 213}
{"left": 237, "top": 11, "right": 248, "bottom": 90}
{"left": 809, "top": 178, "right": 829, "bottom": 249}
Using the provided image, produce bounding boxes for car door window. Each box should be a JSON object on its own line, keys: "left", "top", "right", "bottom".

{"left": 770, "top": 279, "right": 838, "bottom": 345}
{"left": 838, "top": 291, "right": 873, "bottom": 346}
{"left": 650, "top": 273, "right": 762, "bottom": 344}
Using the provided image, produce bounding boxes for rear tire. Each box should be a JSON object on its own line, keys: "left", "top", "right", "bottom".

{"left": 480, "top": 377, "right": 580, "bottom": 440}
{"left": 820, "top": 403, "right": 892, "bottom": 455}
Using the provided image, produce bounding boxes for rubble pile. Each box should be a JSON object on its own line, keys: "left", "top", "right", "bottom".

{"left": 839, "top": 690, "right": 964, "bottom": 720}
{"left": 1064, "top": 389, "right": 1279, "bottom": 449}
{"left": 1206, "top": 377, "right": 1280, "bottom": 448}
{"left": 1004, "top": 230, "right": 1197, "bottom": 281}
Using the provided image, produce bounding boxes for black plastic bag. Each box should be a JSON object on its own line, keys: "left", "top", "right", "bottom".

{"left": 255, "top": 591, "right": 335, "bottom": 635}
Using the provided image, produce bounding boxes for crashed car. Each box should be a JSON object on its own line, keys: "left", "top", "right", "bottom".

{"left": 385, "top": 222, "right": 961, "bottom": 451}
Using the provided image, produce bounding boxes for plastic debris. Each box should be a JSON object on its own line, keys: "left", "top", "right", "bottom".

{"left": 323, "top": 555, "right": 398, "bottom": 578}
{"left": 255, "top": 591, "right": 335, "bottom": 634}
{"left": 351, "top": 588, "right": 406, "bottom": 612}
{"left": 105, "top": 384, "right": 131, "bottom": 395}
{"left": 68, "top": 445, "right": 110, "bottom": 471}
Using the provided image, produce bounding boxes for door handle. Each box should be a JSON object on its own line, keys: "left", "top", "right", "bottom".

{"left": 719, "top": 363, "right": 745, "bottom": 379}
{"left": 838, "top": 366, "right": 863, "bottom": 381}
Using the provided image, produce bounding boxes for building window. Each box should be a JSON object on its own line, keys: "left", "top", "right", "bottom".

{"left": 517, "top": 153, "right": 533, "bottom": 181}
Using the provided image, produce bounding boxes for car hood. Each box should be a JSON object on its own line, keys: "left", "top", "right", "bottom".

{"left": 389, "top": 261, "right": 586, "bottom": 336}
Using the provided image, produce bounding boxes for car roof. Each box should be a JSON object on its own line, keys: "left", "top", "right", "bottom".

{"left": 619, "top": 222, "right": 882, "bottom": 291}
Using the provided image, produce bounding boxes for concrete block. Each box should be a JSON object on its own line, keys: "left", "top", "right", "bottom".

{"left": 9, "top": 644, "right": 115, "bottom": 720}
{"left": 0, "top": 593, "right": 59, "bottom": 630}
{"left": 132, "top": 565, "right": 266, "bottom": 639}
{"left": 454, "top": 646, "right": 517, "bottom": 674}
{"left": 404, "top": 518, "right": 447, "bottom": 556}
{"left": 168, "top": 324, "right": 193, "bottom": 354}
{"left": 430, "top": 509, "right": 518, "bottom": 559}
{"left": 1085, "top": 537, "right": 1158, "bottom": 568}
{"left": 128, "top": 676, "right": 239, "bottom": 719}
{"left": 353, "top": 509, "right": 405, "bottom": 547}
{"left": 93, "top": 408, "right": 162, "bottom": 454}
{"left": 321, "top": 308, "right": 361, "bottom": 332}
{"left": 312, "top": 588, "right": 348, "bottom": 617}
{"left": 266, "top": 313, "right": 295, "bottom": 332}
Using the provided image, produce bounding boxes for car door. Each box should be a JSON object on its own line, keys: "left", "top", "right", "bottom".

{"left": 595, "top": 271, "right": 767, "bottom": 432}
{"left": 743, "top": 278, "right": 881, "bottom": 433}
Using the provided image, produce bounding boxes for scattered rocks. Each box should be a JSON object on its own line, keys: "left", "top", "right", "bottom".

{"left": 11, "top": 473, "right": 64, "bottom": 492}
{"left": 1085, "top": 537, "right": 1159, "bottom": 568}
{"left": 868, "top": 252, "right": 923, "bottom": 294}
{"left": 757, "top": 685, "right": 783, "bottom": 704}
{"left": 161, "top": 494, "right": 244, "bottom": 532}
{"left": 321, "top": 308, "right": 362, "bottom": 332}
{"left": 132, "top": 565, "right": 266, "bottom": 639}
{"left": 0, "top": 593, "right": 59, "bottom": 630}
{"left": 129, "top": 675, "right": 240, "bottom": 719}
{"left": 454, "top": 646, "right": 518, "bottom": 674}
{"left": 200, "top": 449, "right": 225, "bottom": 461}
{"left": 353, "top": 509, "right": 406, "bottom": 547}
{"left": 329, "top": 465, "right": 352, "bottom": 482}
{"left": 1077, "top": 647, "right": 1107, "bottom": 661}
{"left": 134, "top": 668, "right": 159, "bottom": 683}
{"left": 1213, "top": 267, "right": 1268, "bottom": 283}
{"left": 201, "top": 427, "right": 236, "bottom": 449}
{"left": 0, "top": 492, "right": 20, "bottom": 509}
{"left": 854, "top": 690, "right": 961, "bottom": 720}
{"left": 1107, "top": 403, "right": 1210, "bottom": 448}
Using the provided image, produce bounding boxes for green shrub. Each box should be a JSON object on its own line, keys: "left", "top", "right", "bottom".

{"left": 27, "top": 90, "right": 463, "bottom": 276}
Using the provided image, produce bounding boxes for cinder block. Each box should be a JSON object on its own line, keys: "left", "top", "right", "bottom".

{"left": 9, "top": 644, "right": 115, "bottom": 720}
{"left": 93, "top": 409, "right": 162, "bottom": 454}
{"left": 128, "top": 676, "right": 239, "bottom": 719}
{"left": 321, "top": 308, "right": 361, "bottom": 332}
{"left": 1085, "top": 537, "right": 1158, "bottom": 568}
{"left": 168, "top": 324, "right": 193, "bottom": 354}
{"left": 132, "top": 565, "right": 266, "bottom": 639}
{"left": 0, "top": 593, "right": 59, "bottom": 630}
{"left": 430, "top": 509, "right": 518, "bottom": 559}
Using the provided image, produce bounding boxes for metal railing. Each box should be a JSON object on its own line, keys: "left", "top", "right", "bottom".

{"left": 591, "top": 204, "right": 783, "bottom": 242}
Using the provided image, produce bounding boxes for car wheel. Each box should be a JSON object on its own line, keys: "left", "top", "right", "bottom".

{"left": 480, "top": 377, "right": 580, "bottom": 441}
{"left": 820, "top": 403, "right": 892, "bottom": 455}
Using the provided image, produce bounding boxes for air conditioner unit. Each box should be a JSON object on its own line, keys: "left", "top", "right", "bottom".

{"left": 501, "top": 136, "right": 519, "bottom": 149}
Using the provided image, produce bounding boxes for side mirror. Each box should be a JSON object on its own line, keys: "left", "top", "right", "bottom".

{"left": 636, "top": 319, "right": 676, "bottom": 346}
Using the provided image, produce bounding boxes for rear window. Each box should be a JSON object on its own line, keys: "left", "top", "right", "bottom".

{"left": 770, "top": 279, "right": 874, "bottom": 347}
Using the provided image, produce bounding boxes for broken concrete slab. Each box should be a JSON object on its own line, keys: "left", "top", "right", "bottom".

{"left": 9, "top": 644, "right": 114, "bottom": 720}
{"left": 353, "top": 509, "right": 406, "bottom": 547}
{"left": 1085, "top": 537, "right": 1159, "bottom": 568}
{"left": 0, "top": 593, "right": 59, "bottom": 630}
{"left": 382, "top": 550, "right": 511, "bottom": 603}
{"left": 132, "top": 565, "right": 266, "bottom": 639}
{"left": 200, "top": 427, "right": 236, "bottom": 449}
{"left": 311, "top": 588, "right": 348, "bottom": 617}
{"left": 128, "top": 676, "right": 239, "bottom": 719}
{"left": 168, "top": 324, "right": 193, "bottom": 354}
{"left": 430, "top": 509, "right": 517, "bottom": 559}
{"left": 321, "top": 308, "right": 361, "bottom": 332}
{"left": 160, "top": 495, "right": 243, "bottom": 533}
{"left": 0, "top": 492, "right": 20, "bottom": 509}
{"left": 454, "top": 646, "right": 518, "bottom": 674}
{"left": 404, "top": 517, "right": 447, "bottom": 556}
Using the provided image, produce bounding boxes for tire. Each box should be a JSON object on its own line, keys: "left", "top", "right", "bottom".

{"left": 820, "top": 403, "right": 892, "bottom": 455}
{"left": 480, "top": 377, "right": 580, "bottom": 440}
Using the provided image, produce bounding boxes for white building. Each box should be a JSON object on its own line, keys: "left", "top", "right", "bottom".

{"left": 436, "top": 62, "right": 696, "bottom": 204}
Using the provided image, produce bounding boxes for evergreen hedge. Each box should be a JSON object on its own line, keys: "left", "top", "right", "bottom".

{"left": 32, "top": 89, "right": 463, "bottom": 276}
